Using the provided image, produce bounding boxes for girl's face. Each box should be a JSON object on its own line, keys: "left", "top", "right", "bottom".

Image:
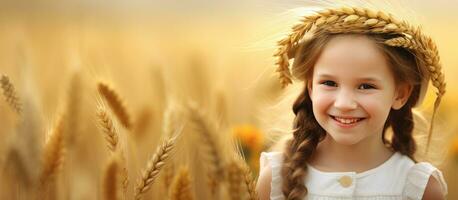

{"left": 309, "top": 35, "right": 410, "bottom": 146}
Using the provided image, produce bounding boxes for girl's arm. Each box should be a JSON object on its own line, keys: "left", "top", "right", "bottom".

{"left": 256, "top": 162, "right": 272, "bottom": 200}
{"left": 422, "top": 176, "right": 446, "bottom": 200}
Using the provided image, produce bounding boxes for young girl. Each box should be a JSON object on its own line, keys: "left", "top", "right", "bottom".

{"left": 256, "top": 6, "right": 448, "bottom": 200}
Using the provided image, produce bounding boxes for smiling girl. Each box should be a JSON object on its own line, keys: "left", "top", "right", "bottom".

{"left": 256, "top": 6, "right": 448, "bottom": 200}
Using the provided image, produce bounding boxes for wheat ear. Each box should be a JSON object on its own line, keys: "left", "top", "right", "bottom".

{"left": 134, "top": 137, "right": 177, "bottom": 200}
{"left": 103, "top": 156, "right": 121, "bottom": 200}
{"left": 240, "top": 160, "right": 259, "bottom": 200}
{"left": 133, "top": 107, "right": 153, "bottom": 137}
{"left": 98, "top": 82, "right": 132, "bottom": 129}
{"left": 40, "top": 115, "right": 65, "bottom": 184}
{"left": 186, "top": 103, "right": 224, "bottom": 195}
{"left": 170, "top": 167, "right": 194, "bottom": 200}
{"left": 97, "top": 107, "right": 119, "bottom": 152}
{"left": 121, "top": 159, "right": 129, "bottom": 199}
{"left": 97, "top": 104, "right": 129, "bottom": 196}
{"left": 0, "top": 74, "right": 22, "bottom": 114}
{"left": 37, "top": 115, "right": 65, "bottom": 200}
{"left": 226, "top": 160, "right": 244, "bottom": 200}
{"left": 3, "top": 146, "right": 32, "bottom": 187}
{"left": 162, "top": 162, "right": 175, "bottom": 194}
{"left": 65, "top": 72, "right": 82, "bottom": 147}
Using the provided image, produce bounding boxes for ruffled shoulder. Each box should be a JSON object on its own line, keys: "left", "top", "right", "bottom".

{"left": 403, "top": 162, "right": 448, "bottom": 200}
{"left": 260, "top": 152, "right": 285, "bottom": 200}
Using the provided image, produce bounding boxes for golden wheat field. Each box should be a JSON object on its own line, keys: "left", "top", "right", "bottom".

{"left": 0, "top": 1, "right": 457, "bottom": 200}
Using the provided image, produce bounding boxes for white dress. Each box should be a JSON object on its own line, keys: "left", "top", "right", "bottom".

{"left": 260, "top": 151, "right": 448, "bottom": 200}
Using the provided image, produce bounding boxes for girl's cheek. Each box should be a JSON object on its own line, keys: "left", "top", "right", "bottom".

{"left": 311, "top": 91, "right": 335, "bottom": 106}
{"left": 358, "top": 95, "right": 392, "bottom": 112}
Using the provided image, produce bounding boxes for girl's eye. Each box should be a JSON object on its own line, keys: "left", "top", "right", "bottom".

{"left": 320, "top": 80, "right": 337, "bottom": 87}
{"left": 359, "top": 83, "right": 375, "bottom": 90}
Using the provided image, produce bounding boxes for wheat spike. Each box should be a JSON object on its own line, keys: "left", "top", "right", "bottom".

{"left": 98, "top": 82, "right": 132, "bottom": 129}
{"left": 97, "top": 105, "right": 129, "bottom": 196}
{"left": 133, "top": 107, "right": 153, "bottom": 138}
{"left": 97, "top": 104, "right": 129, "bottom": 196}
{"left": 170, "top": 167, "right": 194, "bottom": 200}
{"left": 97, "top": 107, "right": 119, "bottom": 152}
{"left": 103, "top": 156, "right": 121, "bottom": 200}
{"left": 40, "top": 115, "right": 65, "bottom": 184}
{"left": 162, "top": 162, "right": 175, "bottom": 193}
{"left": 64, "top": 72, "right": 83, "bottom": 147}
{"left": 240, "top": 160, "right": 259, "bottom": 200}
{"left": 226, "top": 160, "right": 244, "bottom": 200}
{"left": 38, "top": 115, "right": 65, "bottom": 199}
{"left": 186, "top": 103, "right": 225, "bottom": 195}
{"left": 162, "top": 102, "right": 183, "bottom": 138}
{"left": 134, "top": 137, "right": 177, "bottom": 200}
{"left": 121, "top": 160, "right": 129, "bottom": 199}
{"left": 0, "top": 74, "right": 22, "bottom": 114}
{"left": 3, "top": 146, "right": 32, "bottom": 188}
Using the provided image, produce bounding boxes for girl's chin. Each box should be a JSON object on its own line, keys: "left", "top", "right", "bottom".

{"left": 326, "top": 133, "right": 363, "bottom": 146}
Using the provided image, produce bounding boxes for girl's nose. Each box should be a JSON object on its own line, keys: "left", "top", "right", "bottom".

{"left": 333, "top": 89, "right": 357, "bottom": 111}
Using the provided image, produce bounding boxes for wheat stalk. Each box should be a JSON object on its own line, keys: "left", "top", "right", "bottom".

{"left": 240, "top": 160, "right": 259, "bottom": 200}
{"left": 162, "top": 101, "right": 184, "bottom": 138}
{"left": 103, "top": 156, "right": 121, "bottom": 200}
{"left": 170, "top": 167, "right": 194, "bottom": 200}
{"left": 213, "top": 90, "right": 229, "bottom": 128}
{"left": 0, "top": 74, "right": 22, "bottom": 114}
{"left": 98, "top": 82, "right": 132, "bottom": 129}
{"left": 133, "top": 107, "right": 153, "bottom": 138}
{"left": 121, "top": 161, "right": 129, "bottom": 199}
{"left": 186, "top": 103, "right": 225, "bottom": 195}
{"left": 38, "top": 115, "right": 65, "bottom": 199}
{"left": 162, "top": 162, "right": 175, "bottom": 194}
{"left": 134, "top": 137, "right": 177, "bottom": 200}
{"left": 97, "top": 107, "right": 119, "bottom": 152}
{"left": 64, "top": 72, "right": 82, "bottom": 147}
{"left": 96, "top": 104, "right": 129, "bottom": 197}
{"left": 3, "top": 146, "right": 32, "bottom": 188}
{"left": 40, "top": 115, "right": 65, "bottom": 183}
{"left": 226, "top": 160, "right": 244, "bottom": 200}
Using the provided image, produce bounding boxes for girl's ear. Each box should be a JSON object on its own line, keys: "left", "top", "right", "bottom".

{"left": 392, "top": 83, "right": 413, "bottom": 110}
{"left": 306, "top": 80, "right": 313, "bottom": 96}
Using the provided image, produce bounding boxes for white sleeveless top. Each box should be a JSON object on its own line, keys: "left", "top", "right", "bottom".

{"left": 260, "top": 151, "right": 448, "bottom": 200}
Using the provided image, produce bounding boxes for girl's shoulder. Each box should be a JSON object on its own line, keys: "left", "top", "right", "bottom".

{"left": 260, "top": 151, "right": 283, "bottom": 168}
{"left": 393, "top": 153, "right": 447, "bottom": 199}
{"left": 259, "top": 152, "right": 284, "bottom": 200}
{"left": 403, "top": 160, "right": 448, "bottom": 199}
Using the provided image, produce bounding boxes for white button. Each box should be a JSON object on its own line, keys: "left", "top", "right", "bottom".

{"left": 338, "top": 175, "right": 353, "bottom": 188}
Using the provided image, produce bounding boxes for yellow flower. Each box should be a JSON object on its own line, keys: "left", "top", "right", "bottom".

{"left": 233, "top": 124, "right": 264, "bottom": 152}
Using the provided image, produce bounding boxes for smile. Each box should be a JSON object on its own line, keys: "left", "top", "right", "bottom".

{"left": 330, "top": 115, "right": 365, "bottom": 126}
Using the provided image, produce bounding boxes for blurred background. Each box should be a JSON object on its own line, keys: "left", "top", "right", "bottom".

{"left": 0, "top": 0, "right": 457, "bottom": 199}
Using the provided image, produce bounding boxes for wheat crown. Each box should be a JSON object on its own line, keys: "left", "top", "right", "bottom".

{"left": 274, "top": 6, "right": 446, "bottom": 152}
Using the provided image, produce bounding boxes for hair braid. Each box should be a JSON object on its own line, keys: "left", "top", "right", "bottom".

{"left": 390, "top": 106, "right": 416, "bottom": 160}
{"left": 389, "top": 86, "right": 421, "bottom": 161}
{"left": 282, "top": 87, "right": 326, "bottom": 200}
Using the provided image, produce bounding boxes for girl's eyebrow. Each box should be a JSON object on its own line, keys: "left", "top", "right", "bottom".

{"left": 316, "top": 74, "right": 381, "bottom": 82}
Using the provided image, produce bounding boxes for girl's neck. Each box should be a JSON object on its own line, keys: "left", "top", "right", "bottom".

{"left": 308, "top": 133, "right": 394, "bottom": 173}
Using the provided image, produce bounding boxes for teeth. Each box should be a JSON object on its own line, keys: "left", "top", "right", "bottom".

{"left": 334, "top": 116, "right": 360, "bottom": 124}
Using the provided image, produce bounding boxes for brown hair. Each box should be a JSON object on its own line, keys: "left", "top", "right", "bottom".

{"left": 281, "top": 32, "right": 426, "bottom": 200}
